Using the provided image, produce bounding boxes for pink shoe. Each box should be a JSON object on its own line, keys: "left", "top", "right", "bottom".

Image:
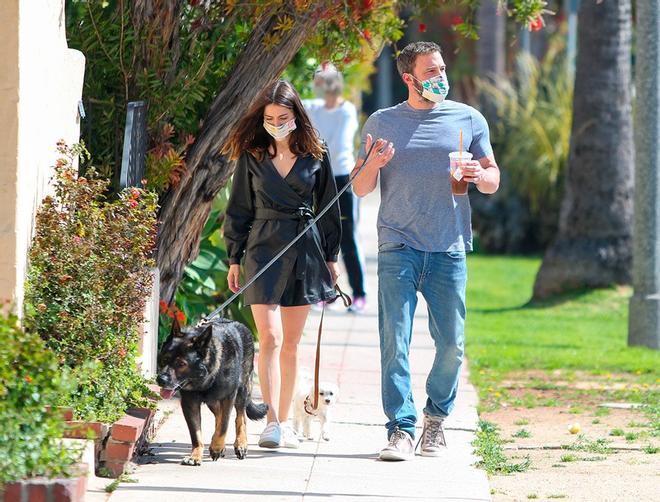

{"left": 348, "top": 296, "right": 367, "bottom": 313}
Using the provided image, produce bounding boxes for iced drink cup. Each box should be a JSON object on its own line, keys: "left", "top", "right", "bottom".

{"left": 448, "top": 151, "right": 472, "bottom": 196}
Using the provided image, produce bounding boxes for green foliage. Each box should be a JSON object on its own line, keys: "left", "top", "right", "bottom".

{"left": 561, "top": 435, "right": 612, "bottom": 454}
{"left": 0, "top": 312, "right": 82, "bottom": 483}
{"left": 24, "top": 142, "right": 158, "bottom": 422}
{"left": 473, "top": 420, "right": 531, "bottom": 474}
{"left": 475, "top": 38, "right": 572, "bottom": 248}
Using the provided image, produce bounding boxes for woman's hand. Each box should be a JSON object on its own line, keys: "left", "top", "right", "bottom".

{"left": 227, "top": 264, "right": 242, "bottom": 293}
{"left": 326, "top": 261, "right": 340, "bottom": 285}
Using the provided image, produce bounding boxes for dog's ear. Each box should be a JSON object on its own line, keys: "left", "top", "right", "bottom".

{"left": 171, "top": 315, "right": 184, "bottom": 338}
{"left": 192, "top": 323, "right": 213, "bottom": 349}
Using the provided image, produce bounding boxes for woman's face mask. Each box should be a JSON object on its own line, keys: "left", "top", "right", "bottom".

{"left": 410, "top": 74, "right": 450, "bottom": 104}
{"left": 263, "top": 118, "right": 297, "bottom": 140}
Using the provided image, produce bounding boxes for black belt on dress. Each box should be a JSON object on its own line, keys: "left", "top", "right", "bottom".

{"left": 253, "top": 206, "right": 320, "bottom": 280}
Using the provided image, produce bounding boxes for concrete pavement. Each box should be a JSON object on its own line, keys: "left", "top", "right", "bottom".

{"left": 108, "top": 192, "right": 491, "bottom": 502}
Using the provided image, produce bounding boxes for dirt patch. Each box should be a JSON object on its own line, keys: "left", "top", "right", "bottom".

{"left": 480, "top": 374, "right": 659, "bottom": 501}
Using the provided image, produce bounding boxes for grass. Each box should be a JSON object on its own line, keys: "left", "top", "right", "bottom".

{"left": 515, "top": 418, "right": 530, "bottom": 426}
{"left": 473, "top": 420, "right": 531, "bottom": 475}
{"left": 562, "top": 435, "right": 611, "bottom": 454}
{"left": 512, "top": 428, "right": 532, "bottom": 438}
{"left": 464, "top": 256, "right": 660, "bottom": 408}
{"left": 560, "top": 454, "right": 578, "bottom": 462}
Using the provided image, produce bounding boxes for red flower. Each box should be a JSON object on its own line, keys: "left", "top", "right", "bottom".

{"left": 363, "top": 29, "right": 372, "bottom": 42}
{"left": 176, "top": 310, "right": 186, "bottom": 324}
{"left": 128, "top": 199, "right": 139, "bottom": 208}
{"left": 529, "top": 16, "right": 543, "bottom": 32}
{"left": 419, "top": 23, "right": 427, "bottom": 33}
{"left": 118, "top": 347, "right": 128, "bottom": 358}
{"left": 451, "top": 15, "right": 463, "bottom": 26}
{"left": 24, "top": 376, "right": 32, "bottom": 384}
{"left": 56, "top": 159, "right": 66, "bottom": 168}
{"left": 167, "top": 310, "right": 174, "bottom": 319}
{"left": 159, "top": 300, "right": 168, "bottom": 314}
{"left": 343, "top": 56, "right": 353, "bottom": 64}
{"left": 362, "top": 0, "right": 373, "bottom": 10}
{"left": 130, "top": 188, "right": 141, "bottom": 199}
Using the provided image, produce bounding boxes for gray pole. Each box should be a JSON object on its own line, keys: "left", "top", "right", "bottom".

{"left": 564, "top": 0, "right": 579, "bottom": 77}
{"left": 476, "top": 0, "right": 506, "bottom": 78}
{"left": 376, "top": 45, "right": 393, "bottom": 109}
{"left": 628, "top": 0, "right": 660, "bottom": 349}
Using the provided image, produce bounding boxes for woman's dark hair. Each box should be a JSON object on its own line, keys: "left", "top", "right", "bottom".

{"left": 223, "top": 79, "right": 324, "bottom": 161}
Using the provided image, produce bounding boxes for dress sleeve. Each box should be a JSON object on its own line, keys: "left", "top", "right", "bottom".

{"left": 223, "top": 153, "right": 255, "bottom": 265}
{"left": 314, "top": 149, "right": 341, "bottom": 262}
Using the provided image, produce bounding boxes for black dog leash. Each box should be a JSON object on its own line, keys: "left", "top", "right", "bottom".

{"left": 197, "top": 141, "right": 376, "bottom": 326}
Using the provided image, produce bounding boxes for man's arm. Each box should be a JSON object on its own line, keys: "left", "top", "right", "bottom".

{"left": 462, "top": 154, "right": 500, "bottom": 194}
{"left": 351, "top": 135, "right": 395, "bottom": 197}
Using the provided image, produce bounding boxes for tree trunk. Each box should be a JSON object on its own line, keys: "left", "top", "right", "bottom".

{"left": 156, "top": 6, "right": 321, "bottom": 302}
{"left": 532, "top": 0, "right": 634, "bottom": 299}
{"left": 476, "top": 0, "right": 505, "bottom": 80}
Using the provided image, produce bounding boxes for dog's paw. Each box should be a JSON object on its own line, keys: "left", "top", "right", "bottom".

{"left": 234, "top": 444, "right": 248, "bottom": 460}
{"left": 181, "top": 456, "right": 202, "bottom": 466}
{"left": 209, "top": 447, "right": 225, "bottom": 461}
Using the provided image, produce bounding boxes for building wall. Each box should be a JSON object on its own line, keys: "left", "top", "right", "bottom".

{"left": 0, "top": 0, "right": 85, "bottom": 315}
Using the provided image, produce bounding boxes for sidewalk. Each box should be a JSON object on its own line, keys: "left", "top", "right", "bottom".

{"left": 107, "top": 192, "right": 491, "bottom": 502}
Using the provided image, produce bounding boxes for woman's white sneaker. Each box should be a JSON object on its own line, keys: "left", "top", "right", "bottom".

{"left": 258, "top": 421, "right": 281, "bottom": 448}
{"left": 280, "top": 422, "right": 301, "bottom": 449}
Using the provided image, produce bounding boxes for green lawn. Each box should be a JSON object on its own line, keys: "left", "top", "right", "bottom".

{"left": 465, "top": 255, "right": 660, "bottom": 381}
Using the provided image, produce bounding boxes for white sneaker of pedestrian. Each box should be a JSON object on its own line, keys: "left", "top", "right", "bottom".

{"left": 379, "top": 428, "right": 414, "bottom": 461}
{"left": 279, "top": 421, "right": 301, "bottom": 449}
{"left": 258, "top": 421, "right": 281, "bottom": 448}
{"left": 417, "top": 414, "right": 447, "bottom": 457}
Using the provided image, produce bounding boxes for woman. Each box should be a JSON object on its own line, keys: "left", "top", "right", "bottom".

{"left": 223, "top": 80, "right": 341, "bottom": 449}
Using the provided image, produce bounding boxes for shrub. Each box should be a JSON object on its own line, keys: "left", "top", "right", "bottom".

{"left": 24, "top": 142, "right": 158, "bottom": 422}
{"left": 0, "top": 311, "right": 82, "bottom": 483}
{"left": 472, "top": 37, "right": 572, "bottom": 252}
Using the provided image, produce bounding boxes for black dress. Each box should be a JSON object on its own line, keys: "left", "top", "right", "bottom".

{"left": 224, "top": 150, "right": 341, "bottom": 306}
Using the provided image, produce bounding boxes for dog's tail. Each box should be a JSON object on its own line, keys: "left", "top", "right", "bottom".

{"left": 246, "top": 400, "right": 268, "bottom": 421}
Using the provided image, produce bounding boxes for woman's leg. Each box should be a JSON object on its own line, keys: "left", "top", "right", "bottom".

{"left": 251, "top": 304, "right": 283, "bottom": 424}
{"left": 278, "top": 304, "right": 311, "bottom": 421}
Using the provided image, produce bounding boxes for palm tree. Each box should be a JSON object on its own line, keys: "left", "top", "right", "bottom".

{"left": 533, "top": 0, "right": 633, "bottom": 299}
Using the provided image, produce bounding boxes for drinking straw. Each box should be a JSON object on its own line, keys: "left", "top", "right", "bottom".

{"left": 459, "top": 129, "right": 463, "bottom": 158}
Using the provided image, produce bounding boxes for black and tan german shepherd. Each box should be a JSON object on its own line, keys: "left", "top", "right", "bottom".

{"left": 156, "top": 317, "right": 267, "bottom": 465}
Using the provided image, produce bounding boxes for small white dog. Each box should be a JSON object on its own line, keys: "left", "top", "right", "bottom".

{"left": 293, "top": 371, "right": 338, "bottom": 441}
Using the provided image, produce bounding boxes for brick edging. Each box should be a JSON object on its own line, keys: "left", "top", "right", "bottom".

{"left": 1, "top": 464, "right": 88, "bottom": 502}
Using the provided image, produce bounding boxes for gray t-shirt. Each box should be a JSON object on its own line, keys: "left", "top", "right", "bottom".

{"left": 359, "top": 100, "right": 493, "bottom": 253}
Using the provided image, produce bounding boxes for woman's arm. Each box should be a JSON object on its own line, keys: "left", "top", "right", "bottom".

{"left": 223, "top": 154, "right": 255, "bottom": 265}
{"left": 314, "top": 150, "right": 341, "bottom": 262}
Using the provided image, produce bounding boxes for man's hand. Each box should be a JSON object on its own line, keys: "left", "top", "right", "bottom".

{"left": 461, "top": 161, "right": 486, "bottom": 184}
{"left": 364, "top": 134, "right": 395, "bottom": 170}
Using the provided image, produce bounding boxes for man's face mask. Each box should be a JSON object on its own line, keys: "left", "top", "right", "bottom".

{"left": 409, "top": 74, "right": 450, "bottom": 104}
{"left": 263, "top": 118, "right": 297, "bottom": 140}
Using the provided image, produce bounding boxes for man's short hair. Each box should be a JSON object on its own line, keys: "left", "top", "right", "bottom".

{"left": 396, "top": 41, "right": 443, "bottom": 78}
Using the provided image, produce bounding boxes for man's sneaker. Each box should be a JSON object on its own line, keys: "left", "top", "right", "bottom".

{"left": 280, "top": 422, "right": 301, "bottom": 449}
{"left": 379, "top": 428, "right": 414, "bottom": 461}
{"left": 347, "top": 296, "right": 367, "bottom": 313}
{"left": 417, "top": 414, "right": 447, "bottom": 457}
{"left": 258, "top": 421, "right": 281, "bottom": 448}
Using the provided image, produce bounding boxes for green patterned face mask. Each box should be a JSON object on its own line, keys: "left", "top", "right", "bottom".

{"left": 411, "top": 74, "right": 450, "bottom": 103}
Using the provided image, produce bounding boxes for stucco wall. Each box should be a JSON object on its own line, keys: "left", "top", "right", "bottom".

{"left": 0, "top": 0, "right": 85, "bottom": 315}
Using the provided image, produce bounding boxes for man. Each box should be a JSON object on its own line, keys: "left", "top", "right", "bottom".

{"left": 352, "top": 41, "right": 500, "bottom": 461}
{"left": 303, "top": 64, "right": 368, "bottom": 312}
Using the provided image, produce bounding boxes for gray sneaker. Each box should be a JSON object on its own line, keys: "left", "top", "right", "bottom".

{"left": 379, "top": 428, "right": 414, "bottom": 461}
{"left": 417, "top": 414, "right": 447, "bottom": 456}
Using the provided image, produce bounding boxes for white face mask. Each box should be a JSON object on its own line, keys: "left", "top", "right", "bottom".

{"left": 410, "top": 74, "right": 450, "bottom": 104}
{"left": 263, "top": 118, "right": 297, "bottom": 140}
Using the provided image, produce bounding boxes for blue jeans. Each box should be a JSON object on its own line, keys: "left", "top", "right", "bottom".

{"left": 377, "top": 242, "right": 467, "bottom": 439}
